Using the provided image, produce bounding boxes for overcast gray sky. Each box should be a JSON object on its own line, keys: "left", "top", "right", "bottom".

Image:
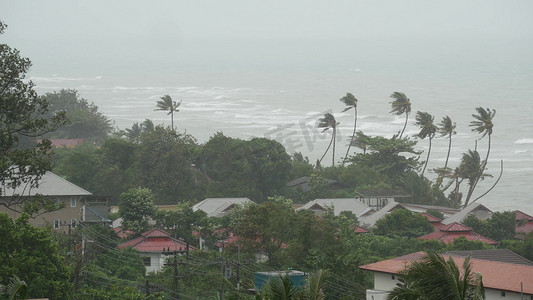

{"left": 2, "top": 0, "right": 533, "bottom": 42}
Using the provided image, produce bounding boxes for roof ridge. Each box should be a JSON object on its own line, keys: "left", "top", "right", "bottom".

{"left": 44, "top": 171, "right": 92, "bottom": 195}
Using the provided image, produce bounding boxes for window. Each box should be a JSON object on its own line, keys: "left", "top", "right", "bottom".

{"left": 70, "top": 219, "right": 77, "bottom": 228}
{"left": 391, "top": 274, "right": 395, "bottom": 280}
{"left": 70, "top": 197, "right": 76, "bottom": 207}
{"left": 501, "top": 291, "right": 506, "bottom": 297}
{"left": 54, "top": 219, "right": 60, "bottom": 229}
{"left": 143, "top": 257, "right": 151, "bottom": 266}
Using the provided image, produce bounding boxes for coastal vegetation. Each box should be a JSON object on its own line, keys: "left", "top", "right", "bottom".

{"left": 2, "top": 19, "right": 527, "bottom": 299}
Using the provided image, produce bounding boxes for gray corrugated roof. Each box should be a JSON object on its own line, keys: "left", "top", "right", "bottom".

{"left": 193, "top": 198, "right": 252, "bottom": 217}
{"left": 359, "top": 201, "right": 407, "bottom": 228}
{"left": 445, "top": 249, "right": 533, "bottom": 266}
{"left": 442, "top": 202, "right": 492, "bottom": 225}
{"left": 297, "top": 198, "right": 374, "bottom": 218}
{"left": 1, "top": 171, "right": 92, "bottom": 197}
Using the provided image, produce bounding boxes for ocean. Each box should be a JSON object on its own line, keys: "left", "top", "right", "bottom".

{"left": 26, "top": 38, "right": 533, "bottom": 212}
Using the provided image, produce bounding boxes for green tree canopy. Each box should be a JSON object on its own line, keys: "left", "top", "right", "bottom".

{"left": 119, "top": 187, "right": 157, "bottom": 233}
{"left": 374, "top": 209, "right": 433, "bottom": 238}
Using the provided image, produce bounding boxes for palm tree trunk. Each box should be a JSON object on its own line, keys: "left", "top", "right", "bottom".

{"left": 343, "top": 108, "right": 357, "bottom": 165}
{"left": 400, "top": 112, "right": 409, "bottom": 138}
{"left": 332, "top": 127, "right": 336, "bottom": 166}
{"left": 319, "top": 134, "right": 333, "bottom": 164}
{"left": 421, "top": 137, "right": 432, "bottom": 176}
{"left": 171, "top": 110, "right": 174, "bottom": 131}
{"left": 444, "top": 133, "right": 452, "bottom": 170}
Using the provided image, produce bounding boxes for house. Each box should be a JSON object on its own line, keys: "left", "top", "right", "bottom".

{"left": 287, "top": 176, "right": 344, "bottom": 193}
{"left": 358, "top": 201, "right": 408, "bottom": 228}
{"left": 354, "top": 226, "right": 370, "bottom": 234}
{"left": 418, "top": 222, "right": 497, "bottom": 245}
{"left": 515, "top": 210, "right": 533, "bottom": 239}
{"left": 192, "top": 197, "right": 252, "bottom": 218}
{"left": 355, "top": 188, "right": 411, "bottom": 210}
{"left": 441, "top": 202, "right": 492, "bottom": 225}
{"left": 0, "top": 171, "right": 92, "bottom": 230}
{"left": 296, "top": 198, "right": 374, "bottom": 218}
{"left": 118, "top": 228, "right": 195, "bottom": 274}
{"left": 360, "top": 250, "right": 533, "bottom": 300}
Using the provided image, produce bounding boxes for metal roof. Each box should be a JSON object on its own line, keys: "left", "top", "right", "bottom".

{"left": 441, "top": 202, "right": 492, "bottom": 225}
{"left": 192, "top": 198, "right": 252, "bottom": 218}
{"left": 297, "top": 198, "right": 374, "bottom": 218}
{"left": 1, "top": 171, "right": 92, "bottom": 197}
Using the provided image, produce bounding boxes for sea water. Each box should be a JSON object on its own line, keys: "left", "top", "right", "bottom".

{"left": 27, "top": 38, "right": 533, "bottom": 212}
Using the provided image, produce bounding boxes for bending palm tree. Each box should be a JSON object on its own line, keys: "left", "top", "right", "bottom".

{"left": 438, "top": 116, "right": 457, "bottom": 170}
{"left": 389, "top": 92, "right": 411, "bottom": 138}
{"left": 414, "top": 111, "right": 437, "bottom": 177}
{"left": 467, "top": 107, "right": 496, "bottom": 204}
{"left": 317, "top": 113, "right": 339, "bottom": 166}
{"left": 340, "top": 92, "right": 358, "bottom": 164}
{"left": 388, "top": 250, "right": 485, "bottom": 300}
{"left": 155, "top": 95, "right": 181, "bottom": 131}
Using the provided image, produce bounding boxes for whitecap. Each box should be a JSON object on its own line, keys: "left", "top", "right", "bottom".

{"left": 515, "top": 139, "right": 533, "bottom": 144}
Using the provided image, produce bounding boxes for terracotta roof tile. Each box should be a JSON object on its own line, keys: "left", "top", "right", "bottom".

{"left": 360, "top": 251, "right": 533, "bottom": 294}
{"left": 118, "top": 228, "right": 195, "bottom": 253}
{"left": 418, "top": 222, "right": 497, "bottom": 245}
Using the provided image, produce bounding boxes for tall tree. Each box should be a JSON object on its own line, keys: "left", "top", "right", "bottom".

{"left": 438, "top": 116, "right": 457, "bottom": 170}
{"left": 414, "top": 111, "right": 437, "bottom": 177}
{"left": 0, "top": 21, "right": 67, "bottom": 214}
{"left": 155, "top": 94, "right": 181, "bottom": 131}
{"left": 457, "top": 150, "right": 489, "bottom": 208}
{"left": 118, "top": 186, "right": 157, "bottom": 233}
{"left": 339, "top": 93, "right": 358, "bottom": 164}
{"left": 387, "top": 250, "right": 485, "bottom": 300}
{"left": 389, "top": 92, "right": 412, "bottom": 138}
{"left": 317, "top": 113, "right": 339, "bottom": 166}
{"left": 468, "top": 107, "right": 496, "bottom": 202}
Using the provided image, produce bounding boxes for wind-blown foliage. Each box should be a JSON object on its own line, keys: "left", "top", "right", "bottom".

{"left": 414, "top": 111, "right": 437, "bottom": 177}
{"left": 339, "top": 93, "right": 358, "bottom": 164}
{"left": 155, "top": 94, "right": 181, "bottom": 131}
{"left": 317, "top": 113, "right": 339, "bottom": 166}
{"left": 389, "top": 92, "right": 412, "bottom": 138}
{"left": 388, "top": 250, "right": 485, "bottom": 300}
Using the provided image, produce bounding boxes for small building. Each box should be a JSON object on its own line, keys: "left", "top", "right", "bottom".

{"left": 360, "top": 250, "right": 533, "bottom": 300}
{"left": 441, "top": 202, "right": 492, "bottom": 225}
{"left": 400, "top": 203, "right": 459, "bottom": 219}
{"left": 515, "top": 210, "right": 533, "bottom": 239}
{"left": 118, "top": 228, "right": 195, "bottom": 274}
{"left": 0, "top": 171, "right": 92, "bottom": 230}
{"left": 419, "top": 212, "right": 444, "bottom": 229}
{"left": 297, "top": 198, "right": 374, "bottom": 218}
{"left": 287, "top": 176, "right": 344, "bottom": 193}
{"left": 193, "top": 197, "right": 252, "bottom": 218}
{"left": 254, "top": 270, "right": 307, "bottom": 292}
{"left": 417, "top": 222, "right": 497, "bottom": 245}
{"left": 355, "top": 188, "right": 411, "bottom": 211}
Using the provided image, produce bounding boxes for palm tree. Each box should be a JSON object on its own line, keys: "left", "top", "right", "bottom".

{"left": 125, "top": 122, "right": 142, "bottom": 143}
{"left": 458, "top": 150, "right": 489, "bottom": 208}
{"left": 302, "top": 269, "right": 330, "bottom": 300}
{"left": 438, "top": 116, "right": 457, "bottom": 170}
{"left": 317, "top": 113, "right": 339, "bottom": 166}
{"left": 464, "top": 107, "right": 496, "bottom": 205}
{"left": 414, "top": 111, "right": 437, "bottom": 177}
{"left": 0, "top": 275, "right": 28, "bottom": 300}
{"left": 141, "top": 119, "right": 155, "bottom": 132}
{"left": 155, "top": 95, "right": 181, "bottom": 131}
{"left": 387, "top": 250, "right": 485, "bottom": 300}
{"left": 261, "top": 275, "right": 299, "bottom": 300}
{"left": 352, "top": 130, "right": 370, "bottom": 154}
{"left": 389, "top": 92, "right": 412, "bottom": 138}
{"left": 339, "top": 93, "right": 358, "bottom": 164}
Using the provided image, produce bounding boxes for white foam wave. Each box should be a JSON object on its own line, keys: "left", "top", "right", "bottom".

{"left": 30, "top": 75, "right": 102, "bottom": 83}
{"left": 515, "top": 138, "right": 533, "bottom": 144}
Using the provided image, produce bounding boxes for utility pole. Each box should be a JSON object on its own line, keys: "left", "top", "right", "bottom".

{"left": 163, "top": 247, "right": 189, "bottom": 300}
{"left": 220, "top": 242, "right": 225, "bottom": 300}
{"left": 236, "top": 245, "right": 241, "bottom": 291}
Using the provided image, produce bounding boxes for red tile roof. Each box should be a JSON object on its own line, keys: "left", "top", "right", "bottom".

{"left": 118, "top": 228, "right": 195, "bottom": 253}
{"left": 420, "top": 212, "right": 441, "bottom": 223}
{"left": 354, "top": 226, "right": 370, "bottom": 234}
{"left": 515, "top": 210, "right": 533, "bottom": 222}
{"left": 360, "top": 251, "right": 533, "bottom": 294}
{"left": 418, "top": 222, "right": 497, "bottom": 244}
{"left": 113, "top": 227, "right": 134, "bottom": 239}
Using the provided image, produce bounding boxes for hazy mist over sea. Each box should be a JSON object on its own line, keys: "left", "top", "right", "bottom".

{"left": 2, "top": 0, "right": 533, "bottom": 211}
